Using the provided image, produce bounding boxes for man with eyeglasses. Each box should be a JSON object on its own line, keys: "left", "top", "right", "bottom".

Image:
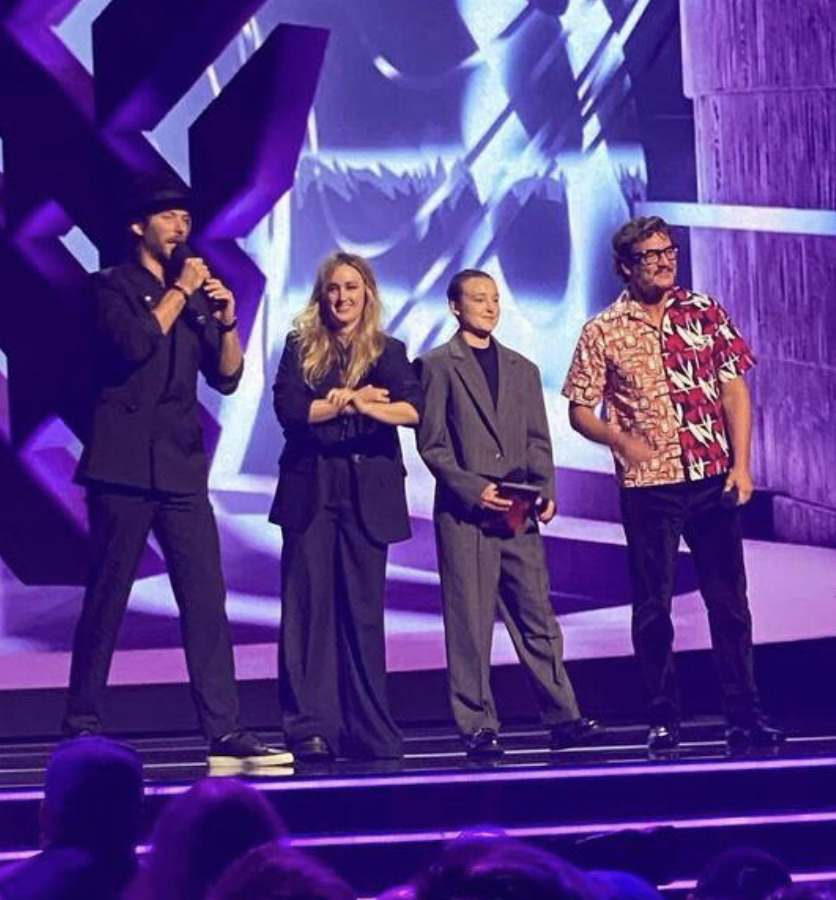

{"left": 562, "top": 215, "right": 784, "bottom": 755}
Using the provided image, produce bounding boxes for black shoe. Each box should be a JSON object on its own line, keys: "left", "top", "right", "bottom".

{"left": 550, "top": 717, "right": 602, "bottom": 750}
{"left": 207, "top": 731, "right": 294, "bottom": 769}
{"left": 291, "top": 735, "right": 334, "bottom": 762}
{"left": 726, "top": 717, "right": 785, "bottom": 752}
{"left": 464, "top": 728, "right": 503, "bottom": 758}
{"left": 647, "top": 723, "right": 680, "bottom": 755}
{"left": 61, "top": 728, "right": 98, "bottom": 741}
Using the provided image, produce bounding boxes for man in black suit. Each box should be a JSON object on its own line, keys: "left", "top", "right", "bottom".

{"left": 63, "top": 177, "right": 290, "bottom": 767}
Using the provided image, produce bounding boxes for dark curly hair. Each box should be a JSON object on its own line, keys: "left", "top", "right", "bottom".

{"left": 611, "top": 216, "right": 673, "bottom": 283}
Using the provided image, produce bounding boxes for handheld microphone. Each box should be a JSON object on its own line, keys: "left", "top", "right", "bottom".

{"left": 169, "top": 241, "right": 193, "bottom": 273}
{"left": 168, "top": 243, "right": 226, "bottom": 321}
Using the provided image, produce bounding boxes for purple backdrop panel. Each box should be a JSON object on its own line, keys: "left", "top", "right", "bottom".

{"left": 190, "top": 23, "right": 329, "bottom": 237}
{"left": 92, "top": 0, "right": 268, "bottom": 130}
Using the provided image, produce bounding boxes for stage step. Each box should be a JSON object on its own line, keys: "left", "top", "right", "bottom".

{"left": 0, "top": 729, "right": 834, "bottom": 896}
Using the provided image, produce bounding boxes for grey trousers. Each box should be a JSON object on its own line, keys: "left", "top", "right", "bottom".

{"left": 435, "top": 509, "right": 579, "bottom": 735}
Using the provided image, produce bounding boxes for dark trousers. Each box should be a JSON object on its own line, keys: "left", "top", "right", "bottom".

{"left": 64, "top": 484, "right": 240, "bottom": 739}
{"left": 620, "top": 475, "right": 759, "bottom": 727}
{"left": 279, "top": 457, "right": 402, "bottom": 759}
{"left": 435, "top": 509, "right": 580, "bottom": 736}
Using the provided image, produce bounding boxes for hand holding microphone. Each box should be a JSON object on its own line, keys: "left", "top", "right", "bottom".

{"left": 170, "top": 243, "right": 209, "bottom": 297}
{"left": 169, "top": 243, "right": 236, "bottom": 327}
{"left": 175, "top": 257, "right": 210, "bottom": 298}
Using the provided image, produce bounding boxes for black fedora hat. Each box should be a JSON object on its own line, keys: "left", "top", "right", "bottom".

{"left": 127, "top": 172, "right": 195, "bottom": 222}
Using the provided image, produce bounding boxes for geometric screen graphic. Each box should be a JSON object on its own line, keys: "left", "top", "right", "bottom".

{"left": 4, "top": 0, "right": 827, "bottom": 674}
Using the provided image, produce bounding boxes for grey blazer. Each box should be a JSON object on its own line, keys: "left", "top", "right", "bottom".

{"left": 417, "top": 332, "right": 555, "bottom": 517}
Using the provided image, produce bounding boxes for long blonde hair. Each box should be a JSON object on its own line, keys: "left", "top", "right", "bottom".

{"left": 292, "top": 251, "right": 386, "bottom": 388}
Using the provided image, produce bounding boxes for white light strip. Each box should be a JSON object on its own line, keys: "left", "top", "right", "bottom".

{"left": 663, "top": 873, "right": 836, "bottom": 891}
{"left": 131, "top": 753, "right": 836, "bottom": 797}
{"left": 637, "top": 201, "right": 836, "bottom": 237}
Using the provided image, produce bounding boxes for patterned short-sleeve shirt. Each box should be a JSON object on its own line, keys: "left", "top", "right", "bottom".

{"left": 562, "top": 287, "right": 755, "bottom": 488}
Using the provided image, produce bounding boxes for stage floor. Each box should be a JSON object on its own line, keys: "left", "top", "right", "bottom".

{"left": 2, "top": 720, "right": 836, "bottom": 789}
{"left": 1, "top": 504, "right": 835, "bottom": 691}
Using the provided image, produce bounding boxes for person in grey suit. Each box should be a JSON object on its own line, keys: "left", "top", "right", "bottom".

{"left": 417, "top": 269, "right": 599, "bottom": 757}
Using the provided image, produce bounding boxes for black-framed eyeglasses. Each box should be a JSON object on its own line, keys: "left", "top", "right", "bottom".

{"left": 632, "top": 244, "right": 680, "bottom": 266}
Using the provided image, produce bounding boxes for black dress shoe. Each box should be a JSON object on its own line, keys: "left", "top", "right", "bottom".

{"left": 647, "top": 723, "right": 680, "bottom": 754}
{"left": 61, "top": 729, "right": 99, "bottom": 741}
{"left": 292, "top": 735, "right": 333, "bottom": 762}
{"left": 464, "top": 728, "right": 503, "bottom": 758}
{"left": 726, "top": 716, "right": 785, "bottom": 752}
{"left": 550, "top": 717, "right": 603, "bottom": 749}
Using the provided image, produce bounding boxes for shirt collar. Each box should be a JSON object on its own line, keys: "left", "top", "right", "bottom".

{"left": 614, "top": 286, "right": 689, "bottom": 323}
{"left": 123, "top": 258, "right": 166, "bottom": 291}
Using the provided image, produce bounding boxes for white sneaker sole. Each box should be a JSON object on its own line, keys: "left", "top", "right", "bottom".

{"left": 207, "top": 751, "right": 295, "bottom": 768}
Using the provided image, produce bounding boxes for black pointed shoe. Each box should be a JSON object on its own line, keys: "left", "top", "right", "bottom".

{"left": 550, "top": 717, "right": 603, "bottom": 750}
{"left": 291, "top": 734, "right": 334, "bottom": 762}
{"left": 647, "top": 723, "right": 680, "bottom": 755}
{"left": 726, "top": 716, "right": 785, "bottom": 753}
{"left": 464, "top": 728, "right": 504, "bottom": 759}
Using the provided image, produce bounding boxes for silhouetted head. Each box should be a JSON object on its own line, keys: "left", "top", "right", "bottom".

{"left": 41, "top": 736, "right": 143, "bottom": 855}
{"left": 692, "top": 847, "right": 792, "bottom": 900}
{"left": 414, "top": 833, "right": 603, "bottom": 900}
{"left": 209, "top": 841, "right": 355, "bottom": 900}
{"left": 590, "top": 870, "right": 665, "bottom": 900}
{"left": 147, "top": 777, "right": 287, "bottom": 900}
{"left": 768, "top": 885, "right": 835, "bottom": 900}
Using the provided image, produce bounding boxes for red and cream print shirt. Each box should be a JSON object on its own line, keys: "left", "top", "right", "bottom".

{"left": 562, "top": 288, "right": 755, "bottom": 488}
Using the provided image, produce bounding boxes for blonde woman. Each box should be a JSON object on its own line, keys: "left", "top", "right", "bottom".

{"left": 270, "top": 252, "right": 422, "bottom": 762}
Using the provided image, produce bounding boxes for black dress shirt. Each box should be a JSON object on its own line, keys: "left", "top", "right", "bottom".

{"left": 76, "top": 262, "right": 242, "bottom": 493}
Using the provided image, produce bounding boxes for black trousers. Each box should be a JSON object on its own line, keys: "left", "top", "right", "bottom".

{"left": 279, "top": 457, "right": 402, "bottom": 759}
{"left": 63, "top": 484, "right": 240, "bottom": 739}
{"left": 620, "top": 474, "right": 759, "bottom": 727}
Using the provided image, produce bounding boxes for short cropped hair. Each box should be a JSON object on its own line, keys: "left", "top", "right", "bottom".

{"left": 446, "top": 269, "right": 494, "bottom": 304}
{"left": 209, "top": 842, "right": 355, "bottom": 900}
{"left": 693, "top": 847, "right": 791, "bottom": 900}
{"left": 414, "top": 833, "right": 600, "bottom": 900}
{"left": 147, "top": 778, "right": 287, "bottom": 900}
{"left": 611, "top": 216, "right": 673, "bottom": 282}
{"left": 43, "top": 736, "right": 144, "bottom": 853}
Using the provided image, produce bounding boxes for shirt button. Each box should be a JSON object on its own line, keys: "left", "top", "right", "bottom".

{"left": 144, "top": 295, "right": 153, "bottom": 304}
{"left": 494, "top": 452, "right": 503, "bottom": 460}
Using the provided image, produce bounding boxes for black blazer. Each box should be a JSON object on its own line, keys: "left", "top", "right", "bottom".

{"left": 269, "top": 333, "right": 423, "bottom": 544}
{"left": 76, "top": 263, "right": 242, "bottom": 493}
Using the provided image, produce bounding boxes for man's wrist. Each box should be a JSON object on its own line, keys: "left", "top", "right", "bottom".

{"left": 608, "top": 428, "right": 625, "bottom": 452}
{"left": 171, "top": 283, "right": 192, "bottom": 301}
{"left": 218, "top": 317, "right": 238, "bottom": 333}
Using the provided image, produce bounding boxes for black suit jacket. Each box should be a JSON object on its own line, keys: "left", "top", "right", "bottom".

{"left": 269, "top": 334, "right": 423, "bottom": 544}
{"left": 76, "top": 262, "right": 242, "bottom": 493}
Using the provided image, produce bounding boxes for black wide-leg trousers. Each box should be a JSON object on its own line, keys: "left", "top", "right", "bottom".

{"left": 620, "top": 474, "right": 759, "bottom": 727}
{"left": 279, "top": 457, "right": 402, "bottom": 759}
{"left": 63, "top": 484, "right": 240, "bottom": 739}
